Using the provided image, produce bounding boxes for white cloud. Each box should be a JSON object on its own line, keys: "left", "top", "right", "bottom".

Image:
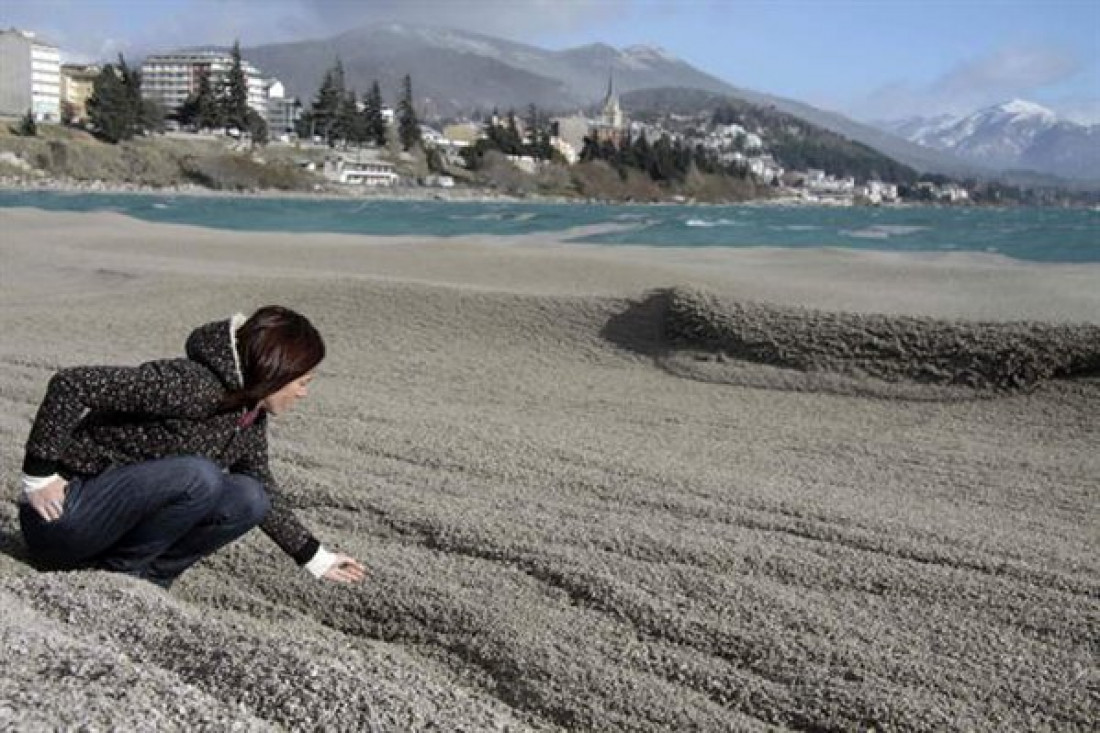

{"left": 1049, "top": 97, "right": 1100, "bottom": 125}
{"left": 850, "top": 43, "right": 1093, "bottom": 122}
{"left": 934, "top": 44, "right": 1079, "bottom": 98}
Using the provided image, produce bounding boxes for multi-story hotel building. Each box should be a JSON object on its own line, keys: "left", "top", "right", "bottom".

{"left": 141, "top": 49, "right": 268, "bottom": 120}
{"left": 0, "top": 28, "right": 61, "bottom": 120}
{"left": 60, "top": 63, "right": 100, "bottom": 122}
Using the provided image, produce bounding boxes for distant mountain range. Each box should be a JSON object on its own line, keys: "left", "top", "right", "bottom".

{"left": 236, "top": 24, "right": 1092, "bottom": 185}
{"left": 875, "top": 100, "right": 1100, "bottom": 182}
{"left": 242, "top": 24, "right": 980, "bottom": 174}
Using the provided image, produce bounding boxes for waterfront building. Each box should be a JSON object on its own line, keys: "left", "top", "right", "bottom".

{"left": 0, "top": 28, "right": 61, "bottom": 120}
{"left": 141, "top": 49, "right": 268, "bottom": 120}
{"left": 60, "top": 63, "right": 99, "bottom": 122}
{"left": 322, "top": 155, "right": 399, "bottom": 186}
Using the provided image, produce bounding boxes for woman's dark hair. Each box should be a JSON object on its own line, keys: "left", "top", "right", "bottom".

{"left": 219, "top": 306, "right": 325, "bottom": 411}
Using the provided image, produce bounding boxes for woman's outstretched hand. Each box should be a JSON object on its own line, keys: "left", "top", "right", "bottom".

{"left": 323, "top": 554, "right": 367, "bottom": 584}
{"left": 27, "top": 478, "right": 68, "bottom": 522}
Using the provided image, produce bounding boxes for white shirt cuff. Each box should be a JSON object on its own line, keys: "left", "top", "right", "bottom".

{"left": 22, "top": 473, "right": 61, "bottom": 496}
{"left": 304, "top": 545, "right": 339, "bottom": 579}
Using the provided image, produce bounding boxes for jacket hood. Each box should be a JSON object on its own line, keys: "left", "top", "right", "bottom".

{"left": 185, "top": 314, "right": 247, "bottom": 390}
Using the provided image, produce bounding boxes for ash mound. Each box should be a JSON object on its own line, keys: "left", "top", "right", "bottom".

{"left": 607, "top": 287, "right": 1100, "bottom": 396}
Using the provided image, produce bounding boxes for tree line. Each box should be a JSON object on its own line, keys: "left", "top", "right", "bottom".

{"left": 173, "top": 41, "right": 267, "bottom": 143}
{"left": 297, "top": 59, "right": 421, "bottom": 152}
{"left": 460, "top": 105, "right": 558, "bottom": 169}
{"left": 578, "top": 131, "right": 752, "bottom": 184}
{"left": 79, "top": 40, "right": 266, "bottom": 144}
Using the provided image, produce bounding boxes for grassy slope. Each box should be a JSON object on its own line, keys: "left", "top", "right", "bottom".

{"left": 0, "top": 123, "right": 320, "bottom": 191}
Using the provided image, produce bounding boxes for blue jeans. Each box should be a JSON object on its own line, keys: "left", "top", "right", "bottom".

{"left": 19, "top": 456, "right": 270, "bottom": 588}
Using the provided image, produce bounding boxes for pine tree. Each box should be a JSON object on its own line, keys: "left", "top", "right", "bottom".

{"left": 525, "top": 103, "right": 539, "bottom": 144}
{"left": 196, "top": 67, "right": 221, "bottom": 129}
{"left": 306, "top": 58, "right": 345, "bottom": 145}
{"left": 504, "top": 109, "right": 521, "bottom": 154}
{"left": 245, "top": 108, "right": 268, "bottom": 146}
{"left": 87, "top": 55, "right": 142, "bottom": 143}
{"left": 17, "top": 109, "right": 37, "bottom": 136}
{"left": 363, "top": 80, "right": 387, "bottom": 146}
{"left": 397, "top": 74, "right": 421, "bottom": 151}
{"left": 178, "top": 67, "right": 219, "bottom": 130}
{"left": 221, "top": 39, "right": 250, "bottom": 133}
{"left": 338, "top": 90, "right": 367, "bottom": 147}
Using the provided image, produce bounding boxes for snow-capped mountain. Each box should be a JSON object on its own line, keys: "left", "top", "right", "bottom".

{"left": 877, "top": 100, "right": 1100, "bottom": 181}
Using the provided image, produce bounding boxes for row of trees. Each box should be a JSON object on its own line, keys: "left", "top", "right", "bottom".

{"left": 460, "top": 105, "right": 558, "bottom": 169}
{"left": 579, "top": 131, "right": 751, "bottom": 184}
{"left": 173, "top": 41, "right": 267, "bottom": 143}
{"left": 297, "top": 59, "right": 421, "bottom": 151}
{"left": 80, "top": 40, "right": 267, "bottom": 144}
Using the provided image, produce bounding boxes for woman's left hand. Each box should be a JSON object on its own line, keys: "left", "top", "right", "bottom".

{"left": 323, "top": 553, "right": 367, "bottom": 584}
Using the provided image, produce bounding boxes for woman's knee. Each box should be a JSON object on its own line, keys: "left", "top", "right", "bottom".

{"left": 165, "top": 456, "right": 224, "bottom": 505}
{"left": 222, "top": 475, "right": 271, "bottom": 527}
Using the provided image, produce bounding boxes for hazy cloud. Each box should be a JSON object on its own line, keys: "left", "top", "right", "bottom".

{"left": 134, "top": 0, "right": 619, "bottom": 52}
{"left": 934, "top": 44, "right": 1080, "bottom": 98}
{"left": 851, "top": 43, "right": 1091, "bottom": 122}
{"left": 7, "top": 0, "right": 621, "bottom": 60}
{"left": 290, "top": 0, "right": 616, "bottom": 40}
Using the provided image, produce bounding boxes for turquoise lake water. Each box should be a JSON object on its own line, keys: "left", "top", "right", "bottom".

{"left": 2, "top": 190, "right": 1098, "bottom": 263}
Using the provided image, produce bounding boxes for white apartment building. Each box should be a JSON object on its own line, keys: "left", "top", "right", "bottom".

{"left": 0, "top": 28, "right": 61, "bottom": 120}
{"left": 141, "top": 49, "right": 268, "bottom": 120}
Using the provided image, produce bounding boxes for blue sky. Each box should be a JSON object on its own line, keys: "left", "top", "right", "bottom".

{"left": 5, "top": 0, "right": 1098, "bottom": 122}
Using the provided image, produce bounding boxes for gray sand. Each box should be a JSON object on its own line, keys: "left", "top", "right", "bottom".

{"left": 1, "top": 208, "right": 1097, "bottom": 731}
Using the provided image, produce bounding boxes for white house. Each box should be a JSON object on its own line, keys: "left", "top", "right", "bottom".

{"left": 940, "top": 183, "right": 969, "bottom": 202}
{"left": 322, "top": 157, "right": 399, "bottom": 186}
{"left": 861, "top": 180, "right": 899, "bottom": 203}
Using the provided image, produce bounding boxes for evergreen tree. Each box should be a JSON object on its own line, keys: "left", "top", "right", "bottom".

{"left": 245, "top": 108, "right": 268, "bottom": 146}
{"left": 16, "top": 109, "right": 37, "bottom": 136}
{"left": 525, "top": 103, "right": 539, "bottom": 144}
{"left": 60, "top": 101, "right": 75, "bottom": 126}
{"left": 178, "top": 67, "right": 220, "bottom": 130}
{"left": 397, "top": 74, "right": 421, "bottom": 151}
{"left": 196, "top": 67, "right": 221, "bottom": 129}
{"left": 338, "top": 90, "right": 367, "bottom": 146}
{"left": 221, "top": 39, "right": 250, "bottom": 132}
{"left": 580, "top": 135, "right": 600, "bottom": 162}
{"left": 504, "top": 109, "right": 521, "bottom": 154}
{"left": 175, "top": 96, "right": 199, "bottom": 128}
{"left": 87, "top": 55, "right": 142, "bottom": 143}
{"left": 141, "top": 98, "right": 166, "bottom": 134}
{"left": 305, "top": 58, "right": 345, "bottom": 145}
{"left": 363, "top": 80, "right": 387, "bottom": 146}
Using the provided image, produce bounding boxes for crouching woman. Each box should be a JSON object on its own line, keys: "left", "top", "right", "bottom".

{"left": 19, "top": 305, "right": 365, "bottom": 588}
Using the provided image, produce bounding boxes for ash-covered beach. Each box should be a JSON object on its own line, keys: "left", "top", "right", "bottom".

{"left": 1, "top": 207, "right": 1097, "bottom": 731}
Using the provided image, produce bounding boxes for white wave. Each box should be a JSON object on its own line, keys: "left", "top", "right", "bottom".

{"left": 841, "top": 225, "right": 929, "bottom": 239}
{"left": 685, "top": 218, "right": 739, "bottom": 228}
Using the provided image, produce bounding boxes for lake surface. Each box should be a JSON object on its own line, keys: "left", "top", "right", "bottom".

{"left": 2, "top": 190, "right": 1097, "bottom": 263}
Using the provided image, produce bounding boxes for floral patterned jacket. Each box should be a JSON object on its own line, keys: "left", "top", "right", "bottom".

{"left": 21, "top": 316, "right": 320, "bottom": 565}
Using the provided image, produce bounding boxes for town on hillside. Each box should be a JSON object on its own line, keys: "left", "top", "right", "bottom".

{"left": 0, "top": 26, "right": 1080, "bottom": 206}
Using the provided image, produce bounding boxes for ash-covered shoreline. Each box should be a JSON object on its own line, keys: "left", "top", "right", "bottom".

{"left": 656, "top": 286, "right": 1100, "bottom": 393}
{"left": 1, "top": 209, "right": 1097, "bottom": 731}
